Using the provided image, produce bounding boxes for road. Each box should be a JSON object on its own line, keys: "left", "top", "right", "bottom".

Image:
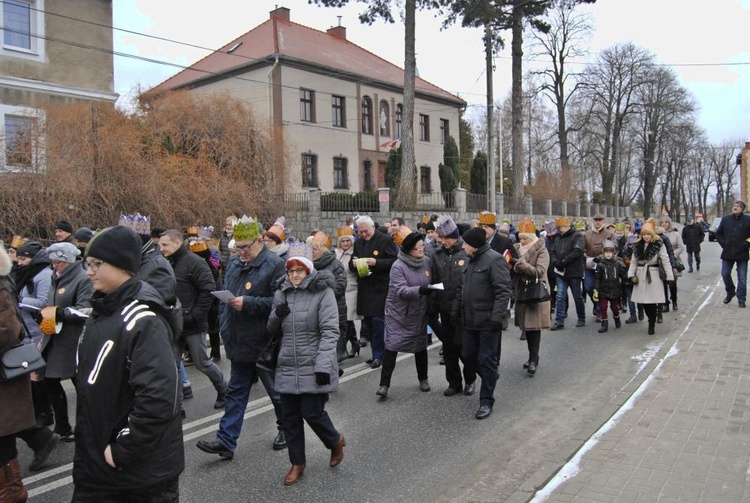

{"left": 23, "top": 241, "right": 721, "bottom": 502}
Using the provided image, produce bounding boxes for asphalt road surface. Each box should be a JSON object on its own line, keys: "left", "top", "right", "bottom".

{"left": 23, "top": 241, "right": 722, "bottom": 502}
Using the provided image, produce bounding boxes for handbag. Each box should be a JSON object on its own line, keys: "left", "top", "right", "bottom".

{"left": 256, "top": 331, "right": 281, "bottom": 371}
{"left": 516, "top": 268, "right": 551, "bottom": 304}
{"left": 674, "top": 256, "right": 685, "bottom": 272}
{"left": 0, "top": 343, "right": 46, "bottom": 381}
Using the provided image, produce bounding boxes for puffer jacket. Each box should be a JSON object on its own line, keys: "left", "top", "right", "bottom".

{"left": 456, "top": 244, "right": 512, "bottom": 331}
{"left": 314, "top": 250, "right": 347, "bottom": 328}
{"left": 220, "top": 247, "right": 285, "bottom": 363}
{"left": 167, "top": 244, "right": 216, "bottom": 336}
{"left": 267, "top": 269, "right": 339, "bottom": 395}
{"left": 73, "top": 278, "right": 183, "bottom": 492}
{"left": 550, "top": 227, "right": 585, "bottom": 278}
{"left": 430, "top": 238, "right": 467, "bottom": 315}
{"left": 16, "top": 253, "right": 52, "bottom": 344}
{"left": 384, "top": 254, "right": 430, "bottom": 354}
{"left": 594, "top": 257, "right": 627, "bottom": 300}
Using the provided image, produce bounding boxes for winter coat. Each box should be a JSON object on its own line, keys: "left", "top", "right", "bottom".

{"left": 456, "top": 244, "right": 512, "bottom": 331}
{"left": 349, "top": 230, "right": 398, "bottom": 317}
{"left": 431, "top": 238, "right": 467, "bottom": 315}
{"left": 73, "top": 278, "right": 183, "bottom": 492}
{"left": 489, "top": 231, "right": 517, "bottom": 260}
{"left": 314, "top": 250, "right": 347, "bottom": 328}
{"left": 594, "top": 257, "right": 627, "bottom": 300}
{"left": 584, "top": 226, "right": 615, "bottom": 260}
{"left": 17, "top": 255, "right": 52, "bottom": 344}
{"left": 662, "top": 229, "right": 684, "bottom": 258}
{"left": 384, "top": 254, "right": 430, "bottom": 353}
{"left": 513, "top": 238, "right": 551, "bottom": 331}
{"left": 550, "top": 227, "right": 585, "bottom": 279}
{"left": 628, "top": 238, "right": 674, "bottom": 305}
{"left": 681, "top": 223, "right": 705, "bottom": 253}
{"left": 0, "top": 270, "right": 34, "bottom": 438}
{"left": 335, "top": 247, "right": 361, "bottom": 321}
{"left": 219, "top": 247, "right": 285, "bottom": 363}
{"left": 218, "top": 232, "right": 232, "bottom": 272}
{"left": 167, "top": 244, "right": 216, "bottom": 336}
{"left": 716, "top": 213, "right": 750, "bottom": 261}
{"left": 138, "top": 241, "right": 176, "bottom": 301}
{"left": 40, "top": 261, "right": 93, "bottom": 379}
{"left": 267, "top": 269, "right": 339, "bottom": 395}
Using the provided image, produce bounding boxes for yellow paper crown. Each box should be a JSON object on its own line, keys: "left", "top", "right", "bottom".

{"left": 478, "top": 211, "right": 497, "bottom": 225}
{"left": 518, "top": 218, "right": 536, "bottom": 235}
{"left": 233, "top": 215, "right": 261, "bottom": 241}
{"left": 555, "top": 217, "right": 569, "bottom": 227}
{"left": 336, "top": 226, "right": 354, "bottom": 237}
{"left": 394, "top": 226, "right": 413, "bottom": 246}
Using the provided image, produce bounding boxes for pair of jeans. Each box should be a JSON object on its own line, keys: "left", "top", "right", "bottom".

{"left": 173, "top": 333, "right": 227, "bottom": 393}
{"left": 554, "top": 276, "right": 585, "bottom": 325}
{"left": 363, "top": 316, "right": 385, "bottom": 361}
{"left": 438, "top": 312, "right": 474, "bottom": 390}
{"left": 216, "top": 361, "right": 282, "bottom": 452}
{"left": 686, "top": 250, "right": 700, "bottom": 270}
{"left": 462, "top": 329, "right": 501, "bottom": 408}
{"left": 379, "top": 349, "right": 428, "bottom": 387}
{"left": 583, "top": 268, "right": 600, "bottom": 315}
{"left": 280, "top": 393, "right": 340, "bottom": 466}
{"left": 722, "top": 259, "right": 748, "bottom": 302}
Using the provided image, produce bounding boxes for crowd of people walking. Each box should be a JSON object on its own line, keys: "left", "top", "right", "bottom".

{"left": 1, "top": 201, "right": 747, "bottom": 501}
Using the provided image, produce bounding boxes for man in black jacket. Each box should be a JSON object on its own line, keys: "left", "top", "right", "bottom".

{"left": 549, "top": 217, "right": 586, "bottom": 330}
{"left": 681, "top": 216, "right": 705, "bottom": 273}
{"left": 74, "top": 225, "right": 183, "bottom": 502}
{"left": 456, "top": 227, "right": 512, "bottom": 420}
{"left": 478, "top": 211, "right": 517, "bottom": 260}
{"left": 716, "top": 201, "right": 750, "bottom": 307}
{"left": 160, "top": 230, "right": 226, "bottom": 409}
{"left": 349, "top": 216, "right": 397, "bottom": 369}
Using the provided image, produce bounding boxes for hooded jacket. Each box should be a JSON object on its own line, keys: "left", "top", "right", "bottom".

{"left": 384, "top": 253, "right": 431, "bottom": 354}
{"left": 73, "top": 278, "right": 183, "bottom": 492}
{"left": 167, "top": 243, "right": 216, "bottom": 336}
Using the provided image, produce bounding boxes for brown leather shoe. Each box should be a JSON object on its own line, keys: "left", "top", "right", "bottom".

{"left": 329, "top": 434, "right": 346, "bottom": 467}
{"left": 283, "top": 464, "right": 305, "bottom": 485}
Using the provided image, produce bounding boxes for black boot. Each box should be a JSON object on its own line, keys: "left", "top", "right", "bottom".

{"left": 336, "top": 329, "right": 349, "bottom": 363}
{"left": 598, "top": 320, "right": 608, "bottom": 333}
{"left": 672, "top": 299, "right": 678, "bottom": 311}
{"left": 614, "top": 315, "right": 621, "bottom": 328}
{"left": 656, "top": 306, "right": 663, "bottom": 324}
{"left": 648, "top": 321, "right": 655, "bottom": 335}
{"left": 638, "top": 306, "right": 644, "bottom": 321}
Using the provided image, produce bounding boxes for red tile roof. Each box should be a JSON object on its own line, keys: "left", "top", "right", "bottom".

{"left": 145, "top": 13, "right": 465, "bottom": 106}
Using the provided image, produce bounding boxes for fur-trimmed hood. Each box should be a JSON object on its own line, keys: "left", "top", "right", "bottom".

{"left": 280, "top": 268, "right": 336, "bottom": 293}
{"left": 0, "top": 247, "right": 12, "bottom": 277}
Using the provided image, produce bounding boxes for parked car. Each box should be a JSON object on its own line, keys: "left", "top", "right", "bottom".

{"left": 708, "top": 217, "right": 722, "bottom": 241}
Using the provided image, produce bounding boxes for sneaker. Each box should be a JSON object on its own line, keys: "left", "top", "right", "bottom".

{"left": 183, "top": 354, "right": 194, "bottom": 367}
{"left": 419, "top": 380, "right": 431, "bottom": 392}
{"left": 29, "top": 433, "right": 59, "bottom": 472}
{"left": 576, "top": 319, "right": 585, "bottom": 327}
{"left": 550, "top": 323, "right": 564, "bottom": 331}
{"left": 625, "top": 315, "right": 638, "bottom": 324}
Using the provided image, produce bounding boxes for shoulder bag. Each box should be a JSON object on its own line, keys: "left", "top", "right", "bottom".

{"left": 1, "top": 342, "right": 45, "bottom": 381}
{"left": 516, "top": 268, "right": 551, "bottom": 304}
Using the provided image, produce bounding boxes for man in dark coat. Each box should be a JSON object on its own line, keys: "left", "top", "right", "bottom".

{"left": 138, "top": 234, "right": 176, "bottom": 302}
{"left": 349, "top": 215, "right": 397, "bottom": 369}
{"left": 196, "top": 216, "right": 288, "bottom": 459}
{"left": 681, "top": 216, "right": 705, "bottom": 273}
{"left": 455, "top": 227, "right": 512, "bottom": 420}
{"left": 478, "top": 211, "right": 517, "bottom": 261}
{"left": 716, "top": 200, "right": 750, "bottom": 307}
{"left": 549, "top": 217, "right": 586, "bottom": 330}
{"left": 160, "top": 230, "right": 226, "bottom": 409}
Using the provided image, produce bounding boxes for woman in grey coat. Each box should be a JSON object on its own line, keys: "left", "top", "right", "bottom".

{"left": 41, "top": 242, "right": 93, "bottom": 441}
{"left": 377, "top": 231, "right": 432, "bottom": 399}
{"left": 267, "top": 251, "right": 345, "bottom": 486}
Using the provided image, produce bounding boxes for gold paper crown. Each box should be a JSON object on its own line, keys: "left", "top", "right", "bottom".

{"left": 478, "top": 211, "right": 497, "bottom": 225}
{"left": 186, "top": 226, "right": 201, "bottom": 237}
{"left": 9, "top": 235, "right": 25, "bottom": 249}
{"left": 189, "top": 238, "right": 208, "bottom": 253}
{"left": 336, "top": 226, "right": 354, "bottom": 238}
{"left": 233, "top": 215, "right": 261, "bottom": 241}
{"left": 311, "top": 231, "right": 332, "bottom": 249}
{"left": 555, "top": 217, "right": 569, "bottom": 227}
{"left": 518, "top": 218, "right": 536, "bottom": 235}
{"left": 421, "top": 215, "right": 430, "bottom": 224}
{"left": 394, "top": 226, "right": 413, "bottom": 246}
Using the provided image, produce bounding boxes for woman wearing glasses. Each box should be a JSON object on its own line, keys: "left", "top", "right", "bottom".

{"left": 267, "top": 243, "right": 344, "bottom": 486}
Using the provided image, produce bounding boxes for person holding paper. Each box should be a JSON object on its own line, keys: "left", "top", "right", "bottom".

{"left": 376, "top": 231, "right": 433, "bottom": 399}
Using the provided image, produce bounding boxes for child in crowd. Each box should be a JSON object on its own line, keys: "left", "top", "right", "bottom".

{"left": 593, "top": 240, "right": 627, "bottom": 333}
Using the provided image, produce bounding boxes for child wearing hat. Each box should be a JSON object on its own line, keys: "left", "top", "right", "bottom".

{"left": 593, "top": 240, "right": 627, "bottom": 332}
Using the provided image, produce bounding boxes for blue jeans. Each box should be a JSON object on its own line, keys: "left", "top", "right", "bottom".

{"left": 364, "top": 316, "right": 385, "bottom": 361}
{"left": 462, "top": 329, "right": 501, "bottom": 408}
{"left": 555, "top": 276, "right": 585, "bottom": 325}
{"left": 583, "top": 268, "right": 600, "bottom": 315}
{"left": 216, "top": 361, "right": 283, "bottom": 452}
{"left": 722, "top": 259, "right": 748, "bottom": 303}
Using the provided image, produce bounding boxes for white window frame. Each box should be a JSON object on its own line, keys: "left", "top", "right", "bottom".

{"left": 1, "top": 0, "right": 45, "bottom": 61}
{"left": 0, "top": 104, "right": 43, "bottom": 173}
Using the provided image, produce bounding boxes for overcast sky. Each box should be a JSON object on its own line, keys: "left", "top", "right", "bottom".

{"left": 113, "top": 0, "right": 750, "bottom": 145}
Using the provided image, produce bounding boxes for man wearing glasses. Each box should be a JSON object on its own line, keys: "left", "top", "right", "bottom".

{"left": 197, "top": 216, "right": 288, "bottom": 459}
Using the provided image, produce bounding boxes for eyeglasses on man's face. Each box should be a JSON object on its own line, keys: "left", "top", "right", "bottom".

{"left": 235, "top": 240, "right": 259, "bottom": 252}
{"left": 82, "top": 259, "right": 105, "bottom": 272}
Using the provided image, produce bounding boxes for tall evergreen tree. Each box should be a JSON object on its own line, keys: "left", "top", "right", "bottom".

{"left": 439, "top": 135, "right": 460, "bottom": 193}
{"left": 384, "top": 146, "right": 402, "bottom": 189}
{"left": 471, "top": 151, "right": 488, "bottom": 196}
{"left": 458, "top": 115, "right": 475, "bottom": 189}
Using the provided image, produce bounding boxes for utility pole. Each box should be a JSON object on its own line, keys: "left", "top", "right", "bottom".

{"left": 485, "top": 24, "right": 496, "bottom": 213}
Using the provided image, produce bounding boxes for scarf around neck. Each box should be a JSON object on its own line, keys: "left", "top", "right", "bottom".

{"left": 398, "top": 251, "right": 424, "bottom": 269}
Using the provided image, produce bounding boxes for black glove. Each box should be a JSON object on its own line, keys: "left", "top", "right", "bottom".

{"left": 315, "top": 372, "right": 330, "bottom": 386}
{"left": 593, "top": 257, "right": 601, "bottom": 263}
{"left": 275, "top": 303, "right": 291, "bottom": 318}
{"left": 418, "top": 285, "right": 432, "bottom": 295}
{"left": 554, "top": 261, "right": 564, "bottom": 270}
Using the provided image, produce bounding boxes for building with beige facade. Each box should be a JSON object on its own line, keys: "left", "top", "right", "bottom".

{"left": 0, "top": 0, "right": 117, "bottom": 171}
{"left": 146, "top": 6, "right": 466, "bottom": 195}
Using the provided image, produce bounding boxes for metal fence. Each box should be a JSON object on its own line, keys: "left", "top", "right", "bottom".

{"left": 504, "top": 195, "right": 526, "bottom": 214}
{"left": 466, "top": 193, "right": 487, "bottom": 211}
{"left": 283, "top": 192, "right": 309, "bottom": 212}
{"left": 551, "top": 199, "right": 566, "bottom": 216}
{"left": 320, "top": 191, "right": 379, "bottom": 213}
{"left": 532, "top": 198, "right": 547, "bottom": 216}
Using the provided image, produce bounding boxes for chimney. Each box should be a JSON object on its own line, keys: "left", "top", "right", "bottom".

{"left": 270, "top": 6, "right": 290, "bottom": 22}
{"left": 327, "top": 26, "right": 347, "bottom": 40}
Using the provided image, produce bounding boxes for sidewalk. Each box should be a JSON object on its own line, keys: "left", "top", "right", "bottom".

{"left": 531, "top": 278, "right": 750, "bottom": 502}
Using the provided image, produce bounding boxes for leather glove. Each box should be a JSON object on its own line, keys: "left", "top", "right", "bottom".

{"left": 275, "top": 303, "right": 291, "bottom": 318}
{"left": 592, "top": 290, "right": 599, "bottom": 302}
{"left": 418, "top": 285, "right": 432, "bottom": 295}
{"left": 315, "top": 372, "right": 330, "bottom": 386}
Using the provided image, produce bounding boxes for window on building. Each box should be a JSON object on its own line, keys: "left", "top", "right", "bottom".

{"left": 3, "top": 0, "right": 31, "bottom": 50}
{"left": 419, "top": 114, "right": 430, "bottom": 142}
{"left": 300, "top": 89, "right": 315, "bottom": 122}
{"left": 5, "top": 115, "right": 35, "bottom": 168}
{"left": 395, "top": 104, "right": 403, "bottom": 139}
{"left": 361, "top": 96, "right": 373, "bottom": 135}
{"left": 301, "top": 153, "right": 318, "bottom": 187}
{"left": 440, "top": 119, "right": 449, "bottom": 145}
{"left": 363, "top": 160, "right": 373, "bottom": 191}
{"left": 333, "top": 157, "right": 349, "bottom": 189}
{"left": 420, "top": 166, "right": 431, "bottom": 194}
{"left": 332, "top": 95, "right": 346, "bottom": 128}
{"left": 379, "top": 100, "right": 390, "bottom": 137}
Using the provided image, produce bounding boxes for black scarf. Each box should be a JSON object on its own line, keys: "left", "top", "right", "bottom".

{"left": 13, "top": 255, "right": 51, "bottom": 296}
{"left": 633, "top": 238, "right": 662, "bottom": 264}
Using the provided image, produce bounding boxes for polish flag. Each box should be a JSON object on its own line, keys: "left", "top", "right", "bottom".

{"left": 380, "top": 139, "right": 399, "bottom": 149}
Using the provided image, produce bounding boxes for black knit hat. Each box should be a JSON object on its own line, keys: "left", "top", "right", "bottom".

{"left": 73, "top": 227, "right": 94, "bottom": 243}
{"left": 401, "top": 231, "right": 424, "bottom": 254}
{"left": 462, "top": 227, "right": 487, "bottom": 249}
{"left": 86, "top": 226, "right": 142, "bottom": 275}
{"left": 16, "top": 241, "right": 43, "bottom": 259}
{"left": 54, "top": 220, "right": 74, "bottom": 234}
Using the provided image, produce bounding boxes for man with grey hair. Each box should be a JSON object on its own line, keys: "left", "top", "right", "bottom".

{"left": 350, "top": 216, "right": 397, "bottom": 368}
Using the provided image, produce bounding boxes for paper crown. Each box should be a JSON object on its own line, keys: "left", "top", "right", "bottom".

{"left": 118, "top": 212, "right": 151, "bottom": 236}
{"left": 435, "top": 215, "right": 458, "bottom": 238}
{"left": 189, "top": 238, "right": 208, "bottom": 254}
{"left": 554, "top": 217, "right": 570, "bottom": 227}
{"left": 199, "top": 226, "right": 214, "bottom": 240}
{"left": 9, "top": 235, "right": 25, "bottom": 249}
{"left": 233, "top": 215, "right": 261, "bottom": 241}
{"left": 265, "top": 216, "right": 287, "bottom": 244}
{"left": 614, "top": 222, "right": 627, "bottom": 232}
{"left": 311, "top": 231, "right": 332, "bottom": 249}
{"left": 336, "top": 226, "right": 354, "bottom": 238}
{"left": 393, "top": 226, "right": 413, "bottom": 246}
{"left": 421, "top": 215, "right": 431, "bottom": 224}
{"left": 186, "top": 226, "right": 201, "bottom": 236}
{"left": 478, "top": 211, "right": 497, "bottom": 225}
{"left": 573, "top": 221, "right": 586, "bottom": 230}
{"left": 518, "top": 218, "right": 536, "bottom": 235}
{"left": 287, "top": 240, "right": 314, "bottom": 261}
